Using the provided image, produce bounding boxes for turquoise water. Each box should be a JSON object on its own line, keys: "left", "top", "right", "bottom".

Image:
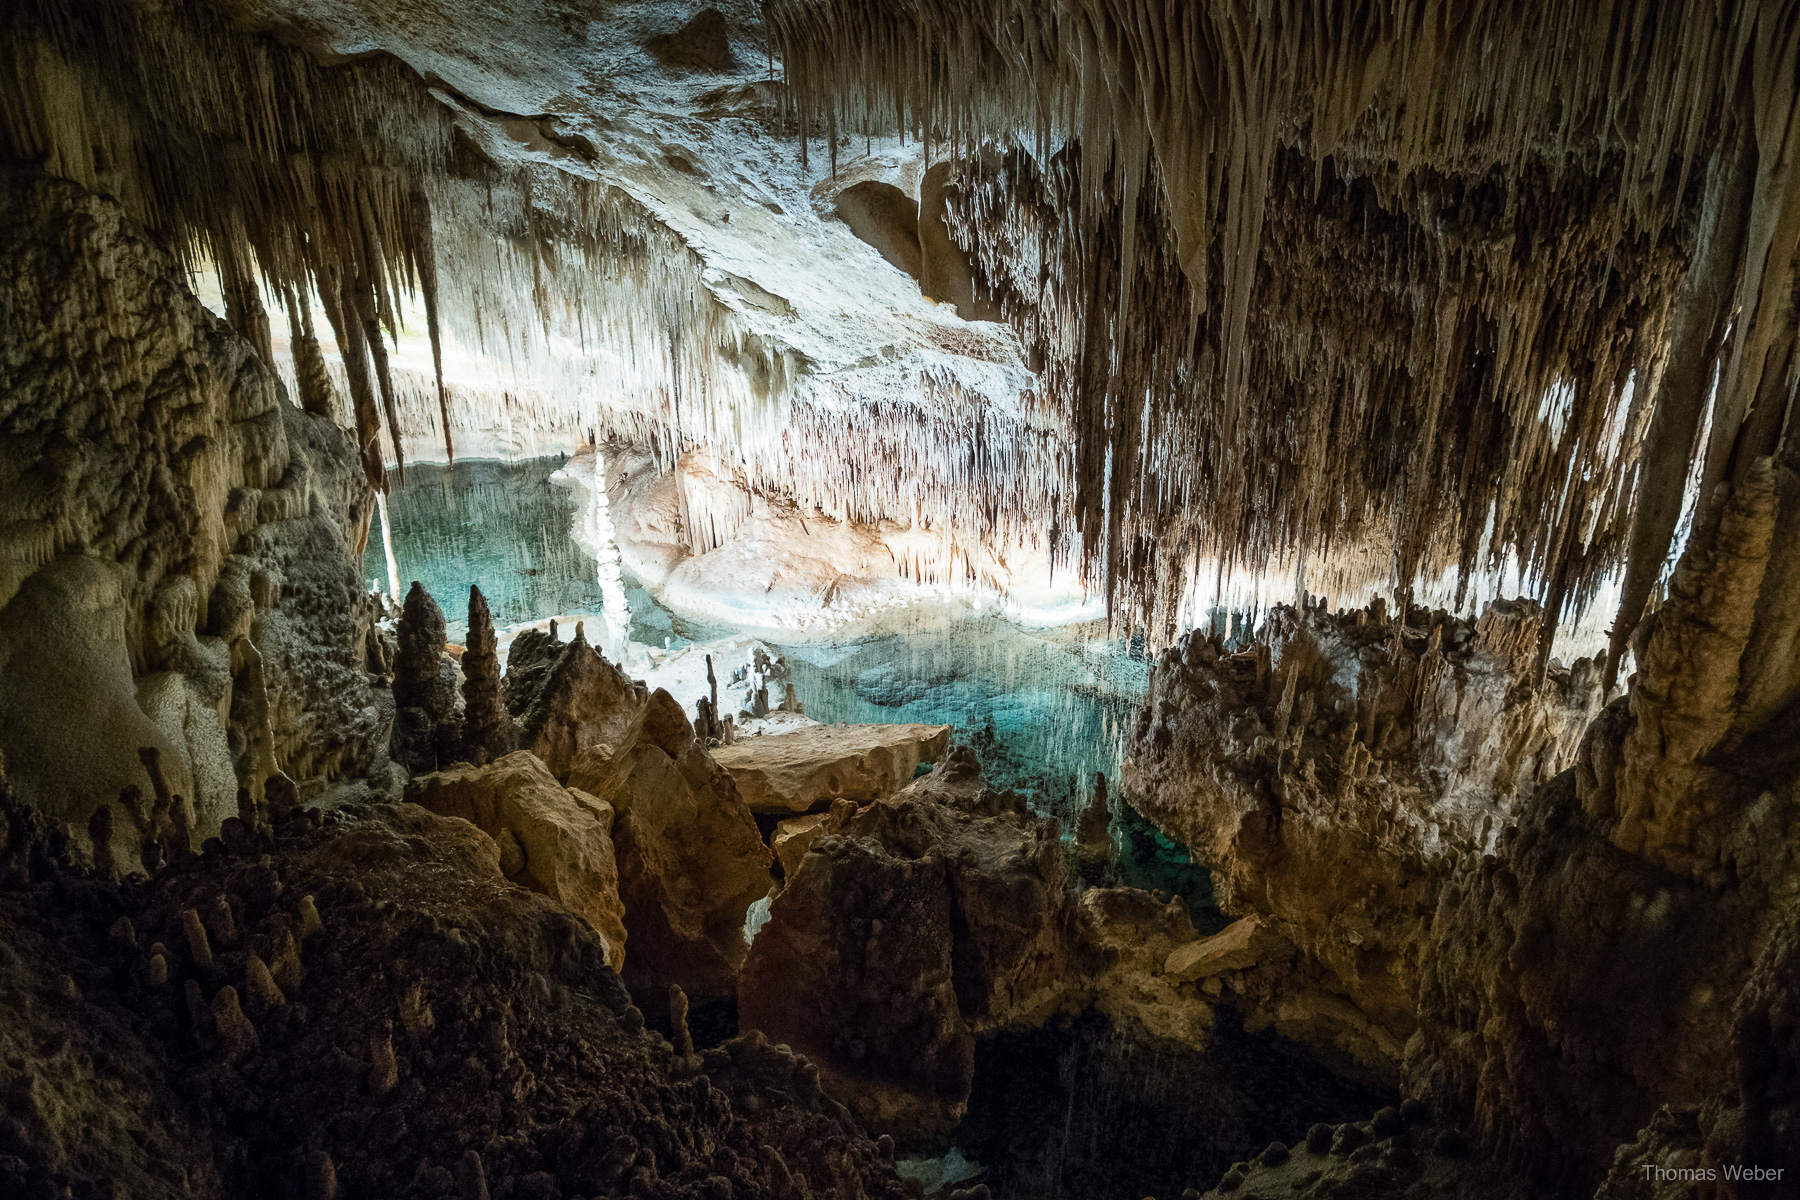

{"left": 372, "top": 456, "right": 1209, "bottom": 915}
{"left": 367, "top": 458, "right": 599, "bottom": 642}
{"left": 776, "top": 625, "right": 1147, "bottom": 810}
{"left": 370, "top": 457, "right": 1149, "bottom": 803}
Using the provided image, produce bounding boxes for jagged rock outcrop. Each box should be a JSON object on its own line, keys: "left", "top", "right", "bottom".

{"left": 501, "top": 625, "right": 774, "bottom": 1004}
{"left": 505, "top": 623, "right": 643, "bottom": 781}
{"left": 1193, "top": 1103, "right": 1538, "bottom": 1200}
{"left": 743, "top": 745, "right": 1210, "bottom": 1137}
{"left": 0, "top": 165, "right": 386, "bottom": 862}
{"left": 1124, "top": 598, "right": 1603, "bottom": 1079}
{"left": 739, "top": 826, "right": 974, "bottom": 1140}
{"left": 771, "top": 797, "right": 860, "bottom": 879}
{"left": 407, "top": 751, "right": 628, "bottom": 967}
{"left": 1409, "top": 464, "right": 1800, "bottom": 1184}
{"left": 0, "top": 773, "right": 910, "bottom": 1200}
{"left": 1078, "top": 885, "right": 1217, "bottom": 1047}
{"left": 712, "top": 722, "right": 952, "bottom": 813}
{"left": 1128, "top": 462, "right": 1800, "bottom": 1190}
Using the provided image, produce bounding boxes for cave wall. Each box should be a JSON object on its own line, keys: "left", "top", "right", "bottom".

{"left": 0, "top": 165, "right": 388, "bottom": 856}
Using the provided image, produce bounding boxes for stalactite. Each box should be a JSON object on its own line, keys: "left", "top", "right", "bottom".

{"left": 765, "top": 0, "right": 1800, "bottom": 642}
{"left": 285, "top": 287, "right": 340, "bottom": 421}
{"left": 8, "top": 0, "right": 1797, "bottom": 645}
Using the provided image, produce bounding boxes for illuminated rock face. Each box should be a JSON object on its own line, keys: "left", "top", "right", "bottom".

{"left": 1129, "top": 522, "right": 1800, "bottom": 1186}
{"left": 407, "top": 750, "right": 629, "bottom": 967}
{"left": 1126, "top": 598, "right": 1604, "bottom": 1079}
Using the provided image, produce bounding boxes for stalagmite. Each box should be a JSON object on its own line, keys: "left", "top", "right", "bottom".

{"left": 181, "top": 907, "right": 214, "bottom": 969}
{"left": 306, "top": 1150, "right": 339, "bottom": 1200}
{"left": 245, "top": 953, "right": 286, "bottom": 1012}
{"left": 393, "top": 583, "right": 447, "bottom": 711}
{"left": 669, "top": 984, "right": 695, "bottom": 1060}
{"left": 212, "top": 985, "right": 257, "bottom": 1060}
{"left": 461, "top": 586, "right": 513, "bottom": 765}
{"left": 585, "top": 448, "right": 632, "bottom": 661}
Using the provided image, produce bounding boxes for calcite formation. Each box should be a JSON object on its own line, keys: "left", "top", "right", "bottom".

{"left": 389, "top": 581, "right": 462, "bottom": 774}
{"left": 458, "top": 585, "right": 515, "bottom": 765}
{"left": 0, "top": 165, "right": 387, "bottom": 861}
{"left": 0, "top": 772, "right": 910, "bottom": 1200}
{"left": 491, "top": 630, "right": 778, "bottom": 1005}
{"left": 742, "top": 745, "right": 1221, "bottom": 1136}
{"left": 1128, "top": 469, "right": 1800, "bottom": 1188}
{"left": 3, "top": 3, "right": 1800, "bottom": 1198}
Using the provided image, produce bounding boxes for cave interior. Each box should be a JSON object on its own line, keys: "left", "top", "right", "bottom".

{"left": 1, "top": 2, "right": 1799, "bottom": 1199}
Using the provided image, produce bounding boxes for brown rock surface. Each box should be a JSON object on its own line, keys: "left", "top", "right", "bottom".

{"left": 740, "top": 746, "right": 1095, "bottom": 1136}
{"left": 458, "top": 585, "right": 515, "bottom": 765}
{"left": 406, "top": 751, "right": 628, "bottom": 967}
{"left": 0, "top": 773, "right": 910, "bottom": 1200}
{"left": 712, "top": 722, "right": 952, "bottom": 813}
{"left": 512, "top": 649, "right": 776, "bottom": 1004}
{"left": 771, "top": 797, "right": 859, "bottom": 879}
{"left": 0, "top": 166, "right": 385, "bottom": 857}
{"left": 1165, "top": 915, "right": 1278, "bottom": 981}
{"left": 737, "top": 829, "right": 973, "bottom": 1140}
{"left": 506, "top": 624, "right": 643, "bottom": 782}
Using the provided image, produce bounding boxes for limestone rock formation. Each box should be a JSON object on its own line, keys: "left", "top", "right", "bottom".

{"left": 712, "top": 722, "right": 953, "bottom": 813}
{"left": 1078, "top": 886, "right": 1217, "bottom": 1048}
{"left": 771, "top": 797, "right": 859, "bottom": 879}
{"left": 737, "top": 828, "right": 974, "bottom": 1140}
{"left": 505, "top": 624, "right": 643, "bottom": 781}
{"left": 1193, "top": 1105, "right": 1539, "bottom": 1200}
{"left": 1165, "top": 915, "right": 1281, "bottom": 982}
{"left": 407, "top": 751, "right": 628, "bottom": 967}
{"left": 458, "top": 585, "right": 515, "bottom": 765}
{"left": 389, "top": 581, "right": 461, "bottom": 773}
{"left": 0, "top": 165, "right": 386, "bottom": 860}
{"left": 741, "top": 746, "right": 1092, "bottom": 1135}
{"left": 1125, "top": 598, "right": 1603, "bottom": 1079}
{"left": 500, "top": 631, "right": 774, "bottom": 1003}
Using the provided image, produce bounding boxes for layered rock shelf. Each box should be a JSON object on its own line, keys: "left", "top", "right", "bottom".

{"left": 712, "top": 722, "right": 953, "bottom": 813}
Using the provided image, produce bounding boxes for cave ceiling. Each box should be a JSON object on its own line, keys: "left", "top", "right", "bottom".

{"left": 4, "top": 0, "right": 1797, "bottom": 651}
